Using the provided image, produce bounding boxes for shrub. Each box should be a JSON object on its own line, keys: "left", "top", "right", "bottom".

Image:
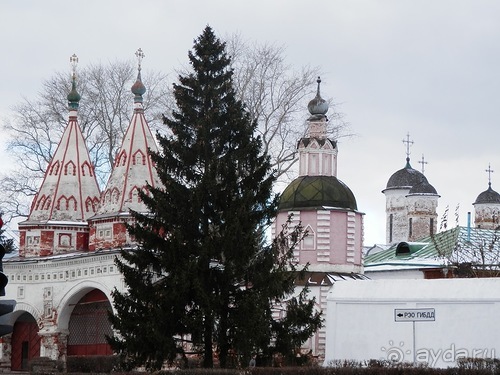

{"left": 66, "top": 355, "right": 120, "bottom": 373}
{"left": 29, "top": 357, "right": 64, "bottom": 374}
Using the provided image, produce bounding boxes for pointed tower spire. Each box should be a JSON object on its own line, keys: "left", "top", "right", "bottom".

{"left": 298, "top": 77, "right": 338, "bottom": 177}
{"left": 18, "top": 55, "right": 101, "bottom": 257}
{"left": 89, "top": 49, "right": 161, "bottom": 251}
{"left": 131, "top": 48, "right": 146, "bottom": 104}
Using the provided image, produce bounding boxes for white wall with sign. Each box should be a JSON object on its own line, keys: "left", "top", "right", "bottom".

{"left": 324, "top": 278, "right": 500, "bottom": 368}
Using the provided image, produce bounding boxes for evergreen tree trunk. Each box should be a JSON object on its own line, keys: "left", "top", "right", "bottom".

{"left": 218, "top": 288, "right": 230, "bottom": 368}
{"left": 203, "top": 313, "right": 214, "bottom": 368}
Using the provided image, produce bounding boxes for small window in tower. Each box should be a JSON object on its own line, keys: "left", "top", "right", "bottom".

{"left": 64, "top": 162, "right": 76, "bottom": 176}
{"left": 112, "top": 188, "right": 120, "bottom": 204}
{"left": 59, "top": 233, "right": 72, "bottom": 247}
{"left": 409, "top": 218, "right": 413, "bottom": 238}
{"left": 303, "top": 236, "right": 314, "bottom": 249}
{"left": 302, "top": 226, "right": 315, "bottom": 249}
{"left": 131, "top": 187, "right": 140, "bottom": 203}
{"left": 27, "top": 236, "right": 40, "bottom": 247}
{"left": 310, "top": 154, "right": 318, "bottom": 175}
{"left": 389, "top": 214, "right": 393, "bottom": 243}
{"left": 430, "top": 218, "right": 434, "bottom": 235}
{"left": 97, "top": 226, "right": 112, "bottom": 239}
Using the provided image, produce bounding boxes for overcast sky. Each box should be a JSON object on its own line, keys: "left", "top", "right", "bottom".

{"left": 2, "top": 0, "right": 500, "bottom": 245}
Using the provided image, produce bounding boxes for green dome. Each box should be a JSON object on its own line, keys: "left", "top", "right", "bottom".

{"left": 279, "top": 175, "right": 357, "bottom": 211}
{"left": 67, "top": 77, "right": 81, "bottom": 110}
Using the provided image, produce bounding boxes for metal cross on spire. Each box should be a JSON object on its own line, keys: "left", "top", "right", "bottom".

{"left": 135, "top": 48, "right": 145, "bottom": 71}
{"left": 402, "top": 132, "right": 414, "bottom": 160}
{"left": 418, "top": 154, "right": 428, "bottom": 174}
{"left": 486, "top": 163, "right": 494, "bottom": 187}
{"left": 70, "top": 54, "right": 78, "bottom": 78}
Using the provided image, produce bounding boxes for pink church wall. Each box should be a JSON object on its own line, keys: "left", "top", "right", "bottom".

{"left": 274, "top": 209, "right": 363, "bottom": 271}
{"left": 330, "top": 212, "right": 348, "bottom": 264}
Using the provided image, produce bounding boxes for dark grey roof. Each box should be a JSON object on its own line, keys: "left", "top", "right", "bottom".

{"left": 474, "top": 184, "right": 500, "bottom": 205}
{"left": 408, "top": 179, "right": 438, "bottom": 195}
{"left": 384, "top": 158, "right": 428, "bottom": 190}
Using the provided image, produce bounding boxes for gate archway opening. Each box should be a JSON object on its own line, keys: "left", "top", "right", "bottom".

{"left": 11, "top": 312, "right": 40, "bottom": 371}
{"left": 67, "top": 289, "right": 113, "bottom": 356}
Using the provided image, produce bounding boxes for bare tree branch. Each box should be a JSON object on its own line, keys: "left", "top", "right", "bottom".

{"left": 226, "top": 34, "right": 352, "bottom": 182}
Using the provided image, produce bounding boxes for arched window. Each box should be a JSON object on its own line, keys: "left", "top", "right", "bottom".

{"left": 111, "top": 188, "right": 120, "bottom": 204}
{"left": 35, "top": 195, "right": 46, "bottom": 210}
{"left": 396, "top": 242, "right": 411, "bottom": 255}
{"left": 85, "top": 197, "right": 94, "bottom": 212}
{"left": 44, "top": 197, "right": 51, "bottom": 210}
{"left": 64, "top": 161, "right": 76, "bottom": 176}
{"left": 81, "top": 161, "right": 93, "bottom": 177}
{"left": 130, "top": 186, "right": 140, "bottom": 203}
{"left": 302, "top": 225, "right": 315, "bottom": 249}
{"left": 133, "top": 150, "right": 146, "bottom": 166}
{"left": 57, "top": 196, "right": 66, "bottom": 210}
{"left": 49, "top": 161, "right": 60, "bottom": 175}
{"left": 105, "top": 190, "right": 112, "bottom": 204}
{"left": 115, "top": 150, "right": 127, "bottom": 167}
{"left": 389, "top": 214, "right": 393, "bottom": 243}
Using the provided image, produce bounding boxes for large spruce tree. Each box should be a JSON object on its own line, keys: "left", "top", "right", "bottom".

{"left": 109, "top": 26, "right": 322, "bottom": 370}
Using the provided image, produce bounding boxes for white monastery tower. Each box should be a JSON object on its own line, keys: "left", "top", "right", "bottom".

{"left": 473, "top": 164, "right": 500, "bottom": 229}
{"left": 88, "top": 49, "right": 161, "bottom": 250}
{"left": 382, "top": 135, "right": 439, "bottom": 244}
{"left": 18, "top": 55, "right": 101, "bottom": 257}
